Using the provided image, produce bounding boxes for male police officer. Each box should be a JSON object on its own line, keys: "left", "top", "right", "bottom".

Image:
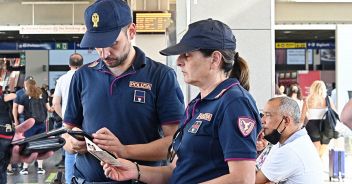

{"left": 63, "top": 0, "right": 184, "bottom": 183}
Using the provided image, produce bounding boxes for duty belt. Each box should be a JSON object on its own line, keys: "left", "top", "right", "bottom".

{"left": 0, "top": 123, "right": 14, "bottom": 134}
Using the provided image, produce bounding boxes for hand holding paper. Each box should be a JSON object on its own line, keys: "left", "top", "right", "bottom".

{"left": 85, "top": 137, "right": 121, "bottom": 166}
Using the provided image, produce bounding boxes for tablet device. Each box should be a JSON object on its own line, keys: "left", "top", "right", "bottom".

{"left": 20, "top": 137, "right": 66, "bottom": 156}
{"left": 12, "top": 127, "right": 68, "bottom": 145}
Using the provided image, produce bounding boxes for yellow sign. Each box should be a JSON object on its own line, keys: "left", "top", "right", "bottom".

{"left": 135, "top": 12, "right": 171, "bottom": 33}
{"left": 275, "top": 42, "right": 306, "bottom": 49}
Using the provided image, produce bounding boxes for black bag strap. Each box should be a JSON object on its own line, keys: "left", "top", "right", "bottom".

{"left": 325, "top": 96, "right": 331, "bottom": 108}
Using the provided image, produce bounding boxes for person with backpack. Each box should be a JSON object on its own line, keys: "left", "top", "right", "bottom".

{"left": 17, "top": 78, "right": 52, "bottom": 175}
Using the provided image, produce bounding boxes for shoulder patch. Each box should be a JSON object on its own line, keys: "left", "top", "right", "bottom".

{"left": 238, "top": 117, "right": 255, "bottom": 137}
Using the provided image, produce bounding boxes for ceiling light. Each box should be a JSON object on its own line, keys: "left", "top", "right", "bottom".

{"left": 283, "top": 31, "right": 292, "bottom": 34}
{"left": 293, "top": 0, "right": 352, "bottom": 2}
{"left": 22, "top": 1, "right": 89, "bottom": 5}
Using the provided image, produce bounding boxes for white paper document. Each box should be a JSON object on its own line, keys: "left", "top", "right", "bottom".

{"left": 85, "top": 137, "right": 121, "bottom": 166}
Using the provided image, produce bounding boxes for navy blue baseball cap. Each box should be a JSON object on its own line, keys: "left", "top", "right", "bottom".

{"left": 160, "top": 19, "right": 236, "bottom": 56}
{"left": 80, "top": 0, "right": 132, "bottom": 48}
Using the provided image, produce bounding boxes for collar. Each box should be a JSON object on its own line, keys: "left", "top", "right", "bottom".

{"left": 280, "top": 128, "right": 307, "bottom": 147}
{"left": 195, "top": 78, "right": 240, "bottom": 101}
{"left": 90, "top": 46, "right": 146, "bottom": 71}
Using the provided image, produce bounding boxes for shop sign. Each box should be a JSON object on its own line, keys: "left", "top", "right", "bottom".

{"left": 307, "top": 42, "right": 335, "bottom": 49}
{"left": 19, "top": 25, "right": 86, "bottom": 34}
{"left": 276, "top": 42, "right": 307, "bottom": 49}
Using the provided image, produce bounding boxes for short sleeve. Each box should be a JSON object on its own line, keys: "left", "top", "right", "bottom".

{"left": 156, "top": 69, "right": 185, "bottom": 124}
{"left": 63, "top": 72, "right": 83, "bottom": 126}
{"left": 219, "top": 97, "right": 260, "bottom": 160}
{"left": 14, "top": 91, "right": 23, "bottom": 104}
{"left": 54, "top": 77, "right": 62, "bottom": 97}
{"left": 261, "top": 146, "right": 300, "bottom": 182}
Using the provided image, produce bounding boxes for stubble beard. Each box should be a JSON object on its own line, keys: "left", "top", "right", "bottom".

{"left": 104, "top": 44, "right": 131, "bottom": 68}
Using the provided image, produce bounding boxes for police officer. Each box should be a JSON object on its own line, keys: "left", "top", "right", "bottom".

{"left": 63, "top": 0, "right": 185, "bottom": 183}
{"left": 102, "top": 19, "right": 262, "bottom": 184}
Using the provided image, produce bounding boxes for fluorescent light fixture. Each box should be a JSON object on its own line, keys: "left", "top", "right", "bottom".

{"left": 293, "top": 0, "right": 352, "bottom": 2}
{"left": 275, "top": 24, "right": 336, "bottom": 30}
{"left": 22, "top": 1, "right": 89, "bottom": 5}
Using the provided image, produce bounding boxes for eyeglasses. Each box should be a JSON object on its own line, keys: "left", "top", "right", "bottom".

{"left": 167, "top": 124, "right": 186, "bottom": 163}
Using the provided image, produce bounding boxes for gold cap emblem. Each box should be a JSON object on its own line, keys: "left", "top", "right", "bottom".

{"left": 92, "top": 13, "right": 99, "bottom": 28}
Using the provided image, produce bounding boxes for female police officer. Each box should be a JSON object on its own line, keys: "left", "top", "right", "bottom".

{"left": 99, "top": 18, "right": 261, "bottom": 183}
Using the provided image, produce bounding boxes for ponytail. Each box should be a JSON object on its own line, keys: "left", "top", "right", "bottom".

{"left": 198, "top": 49, "right": 250, "bottom": 91}
{"left": 229, "top": 53, "right": 250, "bottom": 91}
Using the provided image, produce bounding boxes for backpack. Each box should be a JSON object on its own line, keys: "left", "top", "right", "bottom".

{"left": 28, "top": 95, "right": 47, "bottom": 123}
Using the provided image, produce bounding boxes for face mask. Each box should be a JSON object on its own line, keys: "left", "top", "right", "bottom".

{"left": 264, "top": 117, "right": 286, "bottom": 145}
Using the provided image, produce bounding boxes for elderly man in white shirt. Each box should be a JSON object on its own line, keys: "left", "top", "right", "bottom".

{"left": 256, "top": 96, "right": 323, "bottom": 184}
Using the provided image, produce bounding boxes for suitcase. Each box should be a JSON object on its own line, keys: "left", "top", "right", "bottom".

{"left": 329, "top": 149, "right": 345, "bottom": 181}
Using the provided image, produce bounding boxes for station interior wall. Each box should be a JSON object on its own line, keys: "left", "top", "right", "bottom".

{"left": 174, "top": 0, "right": 274, "bottom": 109}
{"left": 1, "top": 0, "right": 352, "bottom": 110}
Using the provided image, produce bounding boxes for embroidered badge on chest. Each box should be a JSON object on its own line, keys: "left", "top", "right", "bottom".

{"left": 133, "top": 90, "right": 146, "bottom": 103}
{"left": 238, "top": 117, "right": 255, "bottom": 137}
{"left": 188, "top": 121, "right": 203, "bottom": 134}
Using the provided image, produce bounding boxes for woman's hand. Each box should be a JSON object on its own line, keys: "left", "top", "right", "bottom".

{"left": 102, "top": 158, "right": 138, "bottom": 181}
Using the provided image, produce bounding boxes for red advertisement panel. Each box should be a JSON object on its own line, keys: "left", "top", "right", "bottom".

{"left": 298, "top": 71, "right": 321, "bottom": 98}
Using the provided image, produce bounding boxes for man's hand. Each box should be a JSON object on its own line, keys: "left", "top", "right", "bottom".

{"left": 10, "top": 118, "right": 54, "bottom": 164}
{"left": 256, "top": 131, "right": 268, "bottom": 152}
{"left": 93, "top": 127, "right": 127, "bottom": 158}
{"left": 65, "top": 127, "right": 88, "bottom": 154}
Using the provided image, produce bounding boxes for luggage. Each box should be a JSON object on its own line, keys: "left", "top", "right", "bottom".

{"left": 329, "top": 149, "right": 345, "bottom": 181}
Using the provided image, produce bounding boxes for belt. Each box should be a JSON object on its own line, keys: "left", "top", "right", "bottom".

{"left": 0, "top": 123, "right": 14, "bottom": 133}
{"left": 71, "top": 176, "right": 123, "bottom": 184}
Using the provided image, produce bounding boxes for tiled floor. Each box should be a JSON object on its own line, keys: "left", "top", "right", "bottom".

{"left": 7, "top": 150, "right": 65, "bottom": 184}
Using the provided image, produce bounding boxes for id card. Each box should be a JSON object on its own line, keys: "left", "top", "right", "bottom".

{"left": 85, "top": 137, "right": 121, "bottom": 166}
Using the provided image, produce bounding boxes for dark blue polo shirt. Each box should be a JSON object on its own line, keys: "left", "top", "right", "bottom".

{"left": 64, "top": 47, "right": 185, "bottom": 182}
{"left": 18, "top": 95, "right": 48, "bottom": 122}
{"left": 14, "top": 88, "right": 25, "bottom": 104}
{"left": 170, "top": 78, "right": 262, "bottom": 183}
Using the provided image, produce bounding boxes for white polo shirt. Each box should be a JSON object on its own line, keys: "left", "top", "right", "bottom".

{"left": 261, "top": 128, "right": 323, "bottom": 184}
{"left": 54, "top": 70, "right": 76, "bottom": 116}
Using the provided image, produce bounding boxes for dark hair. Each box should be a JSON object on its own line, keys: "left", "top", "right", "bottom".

{"left": 287, "top": 84, "right": 302, "bottom": 100}
{"left": 69, "top": 53, "right": 83, "bottom": 67}
{"left": 199, "top": 49, "right": 250, "bottom": 91}
{"left": 50, "top": 88, "right": 55, "bottom": 95}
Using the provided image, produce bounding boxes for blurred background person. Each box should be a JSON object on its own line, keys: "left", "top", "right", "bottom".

{"left": 17, "top": 78, "right": 52, "bottom": 175}
{"left": 341, "top": 99, "right": 352, "bottom": 129}
{"left": 300, "top": 80, "right": 336, "bottom": 158}
{"left": 287, "top": 83, "right": 303, "bottom": 112}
